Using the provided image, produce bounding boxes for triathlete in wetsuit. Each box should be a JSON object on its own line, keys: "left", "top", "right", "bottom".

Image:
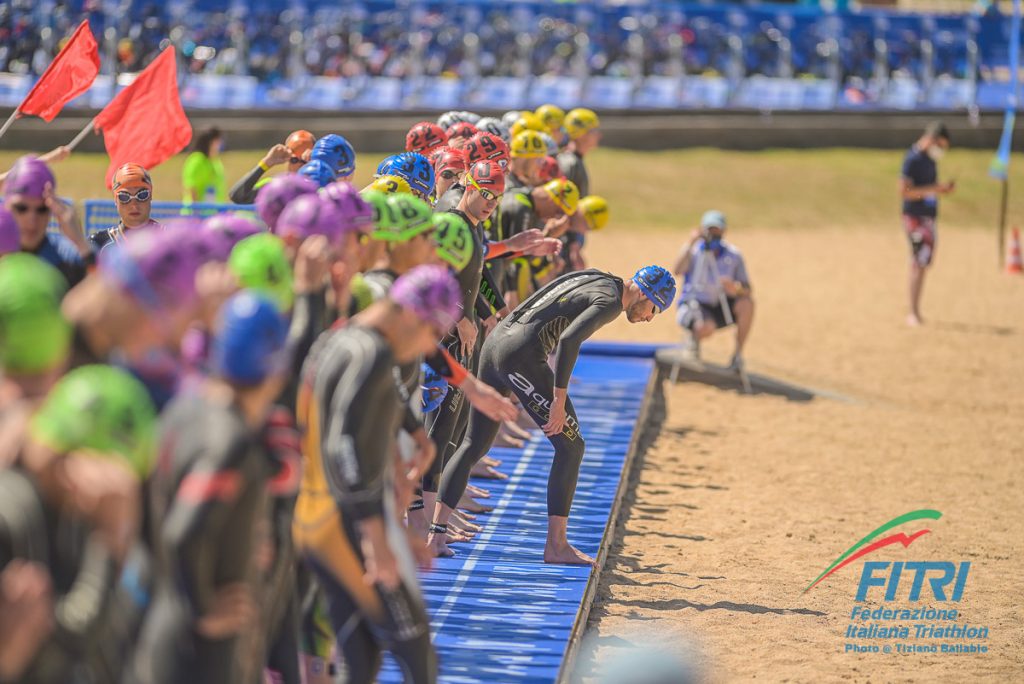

{"left": 293, "top": 266, "right": 462, "bottom": 684}
{"left": 430, "top": 266, "right": 676, "bottom": 564}
{"left": 130, "top": 293, "right": 289, "bottom": 684}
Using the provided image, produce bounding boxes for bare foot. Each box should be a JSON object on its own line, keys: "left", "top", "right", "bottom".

{"left": 427, "top": 534, "right": 455, "bottom": 558}
{"left": 451, "top": 510, "right": 482, "bottom": 533}
{"left": 458, "top": 493, "right": 494, "bottom": 513}
{"left": 482, "top": 456, "right": 502, "bottom": 467}
{"left": 494, "top": 431, "right": 525, "bottom": 449}
{"left": 907, "top": 313, "right": 923, "bottom": 327}
{"left": 502, "top": 420, "right": 532, "bottom": 441}
{"left": 466, "top": 483, "right": 491, "bottom": 498}
{"left": 544, "top": 543, "right": 595, "bottom": 566}
{"left": 470, "top": 463, "right": 508, "bottom": 480}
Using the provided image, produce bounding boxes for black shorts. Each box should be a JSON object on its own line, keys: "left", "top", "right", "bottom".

{"left": 677, "top": 298, "right": 738, "bottom": 330}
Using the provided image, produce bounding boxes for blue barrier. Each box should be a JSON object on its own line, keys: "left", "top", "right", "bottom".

{"left": 379, "top": 350, "right": 655, "bottom": 683}
{"left": 80, "top": 201, "right": 256, "bottom": 236}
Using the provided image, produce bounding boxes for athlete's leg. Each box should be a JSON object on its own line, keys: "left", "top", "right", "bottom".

{"left": 370, "top": 581, "right": 437, "bottom": 684}
{"left": 310, "top": 557, "right": 382, "bottom": 684}
{"left": 501, "top": 360, "right": 592, "bottom": 565}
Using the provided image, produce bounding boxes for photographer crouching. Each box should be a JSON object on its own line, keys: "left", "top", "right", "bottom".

{"left": 672, "top": 210, "right": 754, "bottom": 371}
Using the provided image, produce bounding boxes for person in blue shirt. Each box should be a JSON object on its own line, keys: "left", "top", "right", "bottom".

{"left": 900, "top": 122, "right": 955, "bottom": 327}
{"left": 2, "top": 156, "right": 90, "bottom": 288}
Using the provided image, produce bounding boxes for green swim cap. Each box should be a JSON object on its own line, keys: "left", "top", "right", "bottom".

{"left": 360, "top": 188, "right": 404, "bottom": 242}
{"left": 30, "top": 364, "right": 157, "bottom": 478}
{"left": 228, "top": 233, "right": 295, "bottom": 312}
{"left": 432, "top": 213, "right": 474, "bottom": 272}
{"left": 348, "top": 273, "right": 376, "bottom": 314}
{"left": 0, "top": 253, "right": 71, "bottom": 374}
{"left": 380, "top": 194, "right": 434, "bottom": 243}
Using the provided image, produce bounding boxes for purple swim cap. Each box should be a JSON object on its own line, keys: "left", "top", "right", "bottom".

{"left": 255, "top": 174, "right": 318, "bottom": 232}
{"left": 98, "top": 226, "right": 202, "bottom": 313}
{"left": 4, "top": 156, "right": 56, "bottom": 199}
{"left": 319, "top": 182, "right": 374, "bottom": 235}
{"left": 275, "top": 194, "right": 344, "bottom": 243}
{"left": 390, "top": 264, "right": 462, "bottom": 333}
{"left": 203, "top": 213, "right": 263, "bottom": 259}
{"left": 0, "top": 208, "right": 18, "bottom": 254}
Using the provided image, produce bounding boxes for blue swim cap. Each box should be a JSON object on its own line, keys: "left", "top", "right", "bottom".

{"left": 632, "top": 265, "right": 676, "bottom": 313}
{"left": 376, "top": 153, "right": 402, "bottom": 178}
{"left": 211, "top": 292, "right": 289, "bottom": 385}
{"left": 311, "top": 134, "right": 356, "bottom": 177}
{"left": 421, "top": 364, "right": 449, "bottom": 413}
{"left": 297, "top": 160, "right": 336, "bottom": 189}
{"left": 379, "top": 152, "right": 434, "bottom": 198}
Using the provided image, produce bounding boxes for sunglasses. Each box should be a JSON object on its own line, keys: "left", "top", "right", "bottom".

{"left": 116, "top": 189, "right": 152, "bottom": 204}
{"left": 290, "top": 157, "right": 303, "bottom": 165}
{"left": 468, "top": 176, "right": 502, "bottom": 202}
{"left": 440, "top": 170, "right": 460, "bottom": 180}
{"left": 11, "top": 203, "right": 49, "bottom": 215}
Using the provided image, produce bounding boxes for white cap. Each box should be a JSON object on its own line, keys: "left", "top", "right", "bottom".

{"left": 700, "top": 210, "right": 726, "bottom": 230}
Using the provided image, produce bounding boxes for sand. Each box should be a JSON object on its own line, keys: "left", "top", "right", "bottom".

{"left": 574, "top": 224, "right": 1024, "bottom": 682}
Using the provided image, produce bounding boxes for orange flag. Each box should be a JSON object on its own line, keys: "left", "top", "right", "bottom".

{"left": 93, "top": 47, "right": 192, "bottom": 188}
{"left": 19, "top": 20, "right": 100, "bottom": 121}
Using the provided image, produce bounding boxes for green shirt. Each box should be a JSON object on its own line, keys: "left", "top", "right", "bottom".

{"left": 181, "top": 151, "right": 227, "bottom": 204}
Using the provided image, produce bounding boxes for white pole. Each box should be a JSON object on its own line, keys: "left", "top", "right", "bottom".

{"left": 0, "top": 109, "right": 19, "bottom": 144}
{"left": 65, "top": 118, "right": 96, "bottom": 152}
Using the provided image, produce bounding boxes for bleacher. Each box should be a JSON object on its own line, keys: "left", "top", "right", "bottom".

{"left": 2, "top": 1, "right": 1019, "bottom": 112}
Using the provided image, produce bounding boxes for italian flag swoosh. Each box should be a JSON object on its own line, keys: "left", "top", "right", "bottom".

{"left": 802, "top": 509, "right": 942, "bottom": 594}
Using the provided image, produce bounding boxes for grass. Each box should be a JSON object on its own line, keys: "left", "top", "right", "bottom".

{"left": 3, "top": 146, "right": 1022, "bottom": 233}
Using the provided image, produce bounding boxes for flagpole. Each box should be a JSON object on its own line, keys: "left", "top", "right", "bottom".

{"left": 66, "top": 118, "right": 96, "bottom": 152}
{"left": 0, "top": 109, "right": 19, "bottom": 143}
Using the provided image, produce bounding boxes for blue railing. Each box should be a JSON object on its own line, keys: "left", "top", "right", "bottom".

{"left": 48, "top": 201, "right": 257, "bottom": 236}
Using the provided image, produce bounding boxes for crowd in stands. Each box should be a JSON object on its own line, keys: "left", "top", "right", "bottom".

{"left": 0, "top": 1, "right": 1010, "bottom": 91}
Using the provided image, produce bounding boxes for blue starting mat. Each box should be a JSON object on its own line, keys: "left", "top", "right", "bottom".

{"left": 380, "top": 350, "right": 656, "bottom": 684}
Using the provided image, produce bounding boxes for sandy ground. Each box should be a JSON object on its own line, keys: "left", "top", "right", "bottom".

{"left": 573, "top": 224, "right": 1024, "bottom": 682}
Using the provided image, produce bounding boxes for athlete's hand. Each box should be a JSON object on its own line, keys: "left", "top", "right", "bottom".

{"left": 294, "top": 234, "right": 331, "bottom": 294}
{"left": 59, "top": 453, "right": 140, "bottom": 563}
{"left": 523, "top": 237, "right": 562, "bottom": 258}
{"left": 462, "top": 376, "right": 518, "bottom": 422}
{"left": 542, "top": 391, "right": 568, "bottom": 437}
{"left": 456, "top": 317, "right": 478, "bottom": 358}
{"left": 44, "top": 186, "right": 89, "bottom": 256}
{"left": 482, "top": 315, "right": 498, "bottom": 335}
{"left": 262, "top": 144, "right": 292, "bottom": 168}
{"left": 0, "top": 560, "right": 54, "bottom": 680}
{"left": 504, "top": 228, "right": 545, "bottom": 253}
{"left": 196, "top": 583, "right": 256, "bottom": 639}
{"left": 720, "top": 278, "right": 743, "bottom": 297}
{"left": 542, "top": 215, "right": 570, "bottom": 239}
{"left": 360, "top": 519, "right": 401, "bottom": 590}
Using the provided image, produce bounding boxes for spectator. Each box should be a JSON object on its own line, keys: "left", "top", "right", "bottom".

{"left": 182, "top": 126, "right": 227, "bottom": 206}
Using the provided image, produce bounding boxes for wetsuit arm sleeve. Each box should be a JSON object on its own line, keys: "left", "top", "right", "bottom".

{"left": 52, "top": 536, "right": 119, "bottom": 653}
{"left": 456, "top": 261, "right": 480, "bottom": 324}
{"left": 552, "top": 297, "right": 621, "bottom": 388}
{"left": 425, "top": 347, "right": 469, "bottom": 388}
{"left": 325, "top": 354, "right": 393, "bottom": 520}
{"left": 475, "top": 293, "right": 493, "bottom": 320}
{"left": 228, "top": 165, "right": 267, "bottom": 204}
{"left": 402, "top": 403, "right": 422, "bottom": 435}
{"left": 480, "top": 266, "right": 507, "bottom": 312}
{"left": 162, "top": 436, "right": 250, "bottom": 617}
{"left": 288, "top": 289, "right": 327, "bottom": 378}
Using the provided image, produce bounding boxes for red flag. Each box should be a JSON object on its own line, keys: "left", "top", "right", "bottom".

{"left": 19, "top": 21, "right": 100, "bottom": 122}
{"left": 94, "top": 47, "right": 192, "bottom": 188}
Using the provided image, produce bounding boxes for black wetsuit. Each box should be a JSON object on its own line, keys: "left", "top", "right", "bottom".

{"left": 433, "top": 183, "right": 465, "bottom": 213}
{"left": 228, "top": 165, "right": 274, "bottom": 205}
{"left": 298, "top": 325, "right": 435, "bottom": 684}
{"left": 130, "top": 394, "right": 270, "bottom": 684}
{"left": 557, "top": 150, "right": 589, "bottom": 197}
{"left": 423, "top": 209, "right": 490, "bottom": 494}
{"left": 0, "top": 467, "right": 121, "bottom": 684}
{"left": 438, "top": 269, "right": 624, "bottom": 517}
{"left": 495, "top": 190, "right": 544, "bottom": 298}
